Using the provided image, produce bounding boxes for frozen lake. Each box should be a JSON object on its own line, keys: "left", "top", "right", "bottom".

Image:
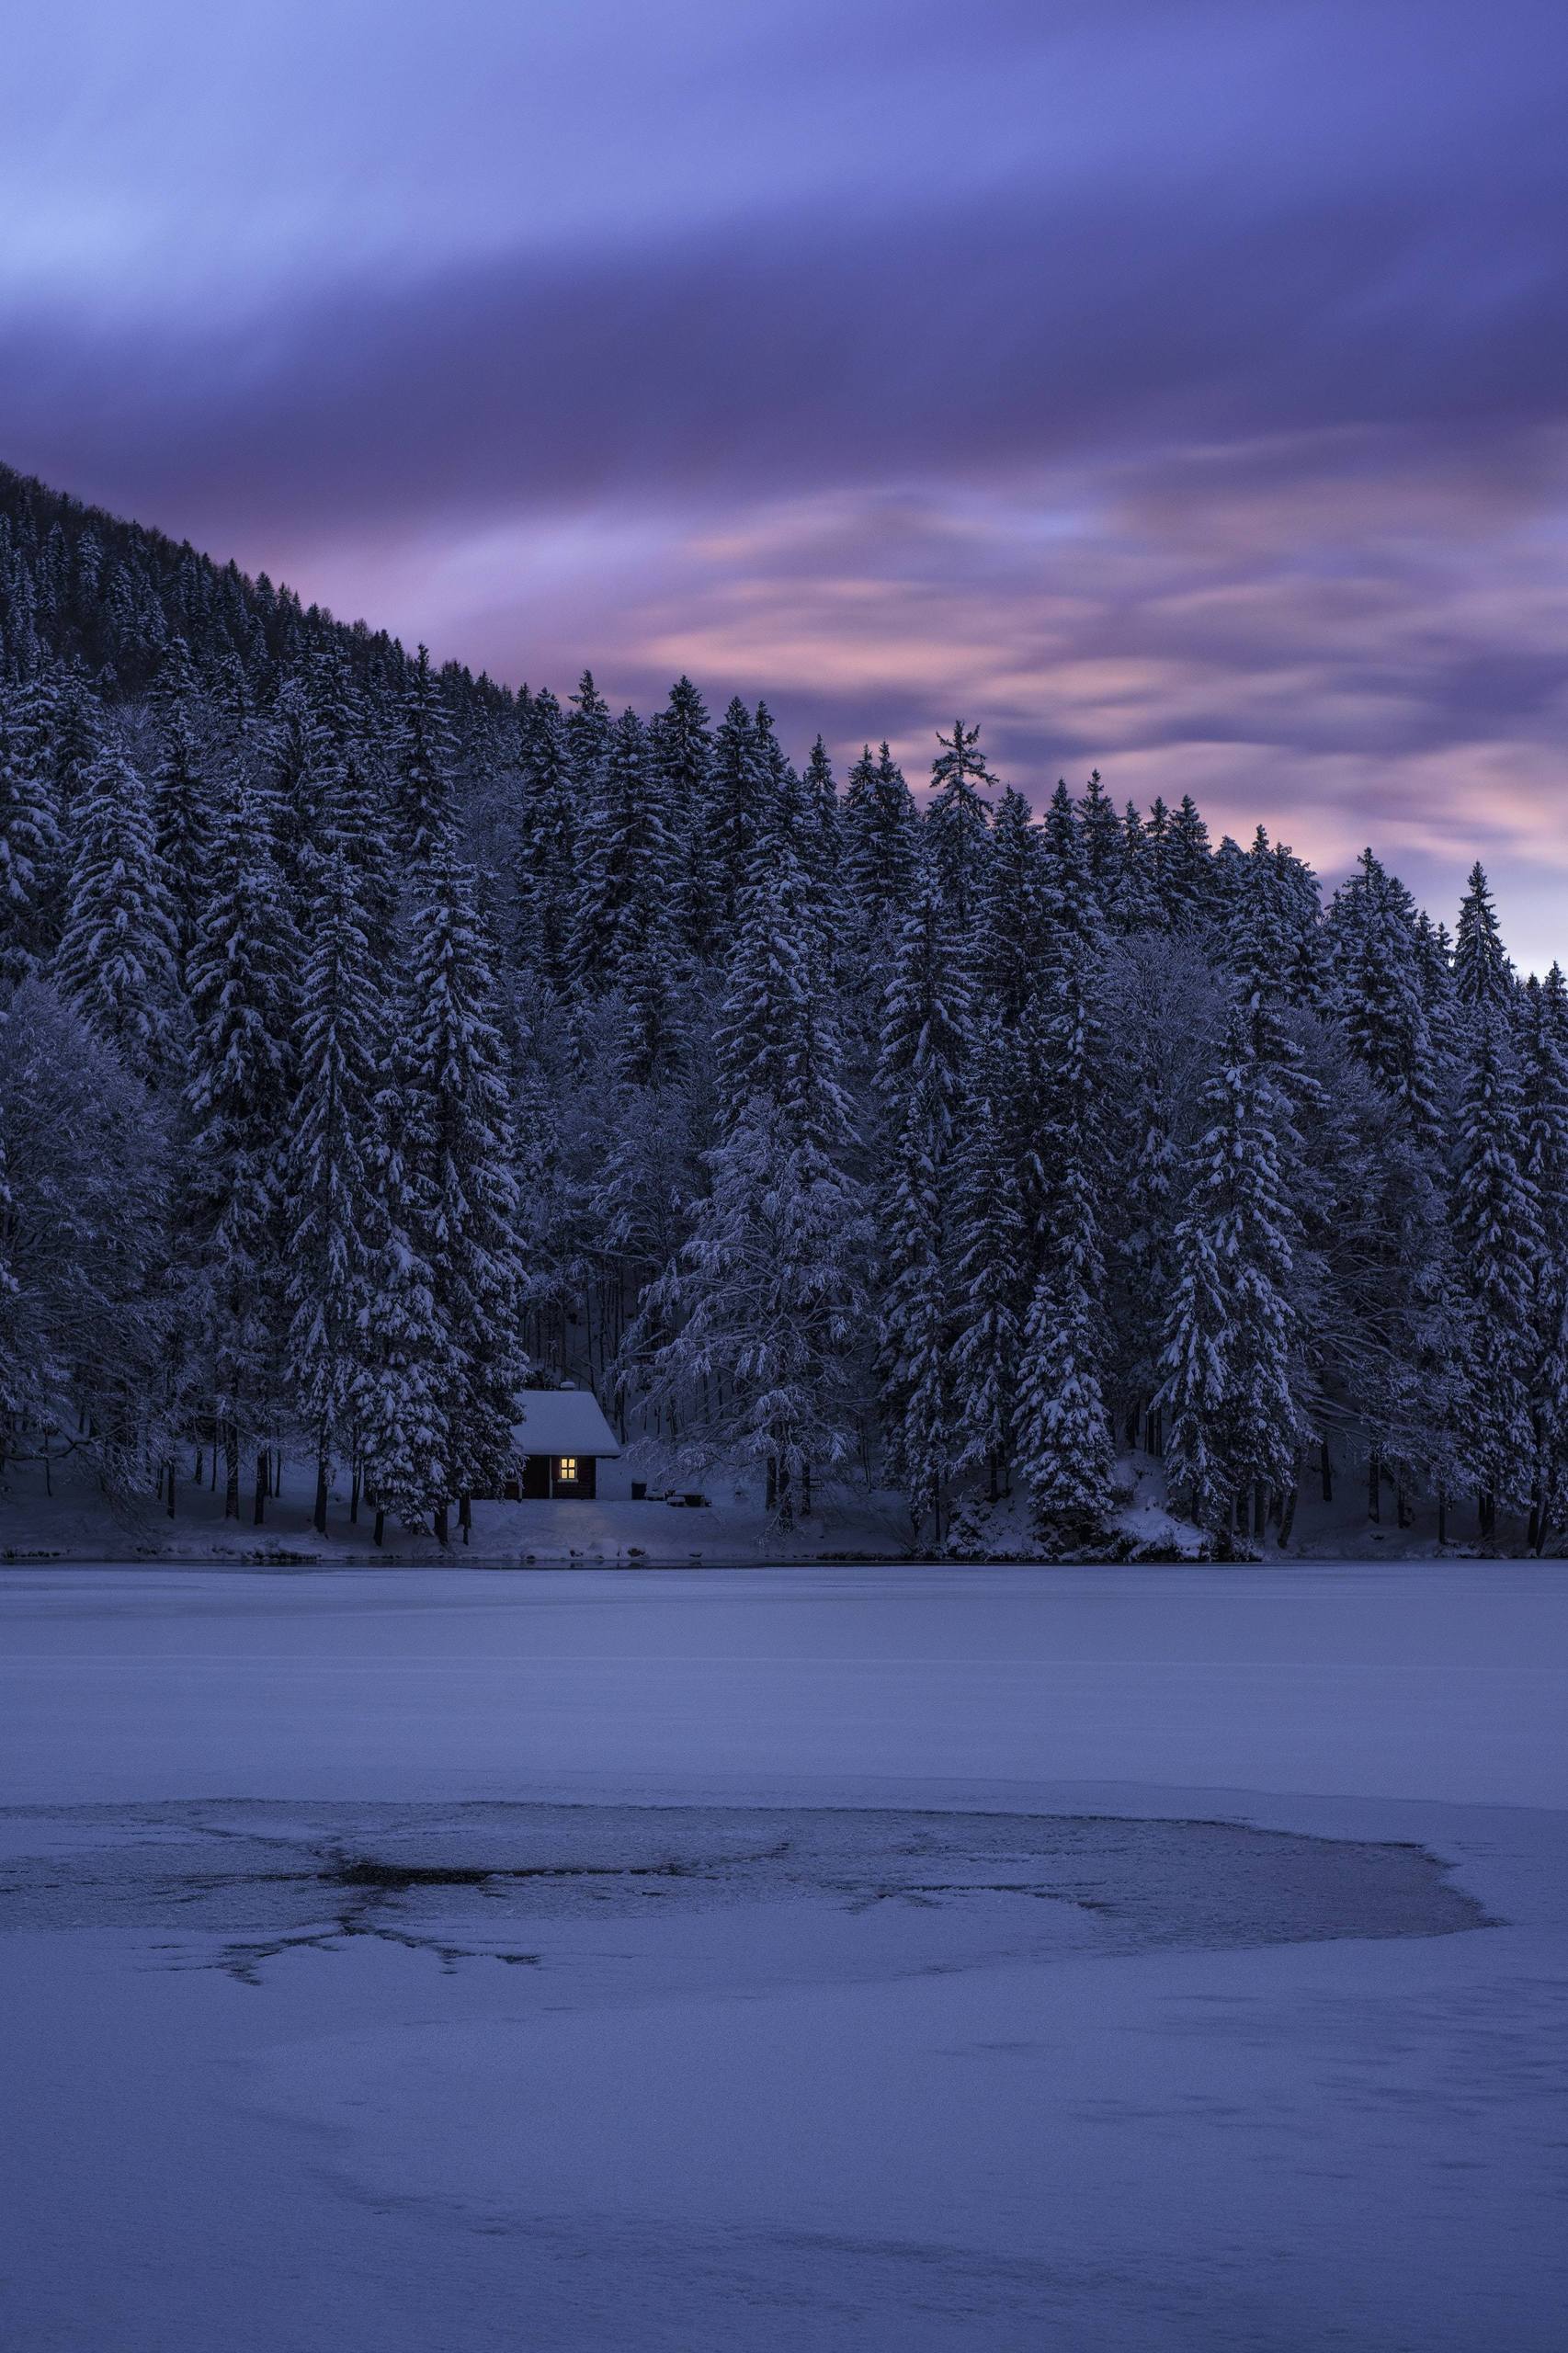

{"left": 3, "top": 1562, "right": 1567, "bottom": 2349}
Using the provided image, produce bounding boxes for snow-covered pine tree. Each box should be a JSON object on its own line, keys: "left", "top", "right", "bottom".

{"left": 355, "top": 1063, "right": 452, "bottom": 1542}
{"left": 648, "top": 676, "right": 719, "bottom": 961}
{"left": 1451, "top": 1013, "right": 1539, "bottom": 1537}
{"left": 705, "top": 696, "right": 769, "bottom": 943}
{"left": 1014, "top": 1256, "right": 1114, "bottom": 1553}
{"left": 566, "top": 668, "right": 613, "bottom": 786}
{"left": 800, "top": 734, "right": 840, "bottom": 891}
{"left": 398, "top": 818, "right": 527, "bottom": 1538}
{"left": 1108, "top": 800, "right": 1163, "bottom": 933}
{"left": 924, "top": 718, "right": 996, "bottom": 932}
{"left": 571, "top": 705, "right": 674, "bottom": 990}
{"left": 839, "top": 742, "right": 919, "bottom": 981}
{"left": 281, "top": 846, "right": 384, "bottom": 1533}
{"left": 0, "top": 675, "right": 60, "bottom": 984}
{"left": 949, "top": 1058, "right": 1027, "bottom": 1499}
{"left": 655, "top": 802, "right": 867, "bottom": 1525}
{"left": 1156, "top": 794, "right": 1214, "bottom": 934}
{"left": 147, "top": 638, "right": 211, "bottom": 970}
{"left": 54, "top": 743, "right": 178, "bottom": 1083}
{"left": 1076, "top": 768, "right": 1123, "bottom": 915}
{"left": 873, "top": 854, "right": 974, "bottom": 1540}
{"left": 182, "top": 773, "right": 297, "bottom": 1518}
{"left": 1453, "top": 861, "right": 1515, "bottom": 1023}
{"left": 1155, "top": 1003, "right": 1303, "bottom": 1544}
{"left": 512, "top": 686, "right": 576, "bottom": 984}
{"left": 0, "top": 980, "right": 170, "bottom": 1493}
{"left": 1414, "top": 914, "right": 1460, "bottom": 1080}
{"left": 876, "top": 851, "right": 975, "bottom": 1126}
{"left": 653, "top": 1091, "right": 869, "bottom": 1528}
{"left": 1519, "top": 966, "right": 1568, "bottom": 1550}
{"left": 393, "top": 644, "right": 459, "bottom": 867}
{"left": 1010, "top": 782, "right": 1116, "bottom": 1545}
{"left": 974, "top": 786, "right": 1046, "bottom": 1028}
{"left": 1329, "top": 850, "right": 1442, "bottom": 1154}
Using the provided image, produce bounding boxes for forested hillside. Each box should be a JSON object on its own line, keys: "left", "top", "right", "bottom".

{"left": 1, "top": 460, "right": 1562, "bottom": 1555}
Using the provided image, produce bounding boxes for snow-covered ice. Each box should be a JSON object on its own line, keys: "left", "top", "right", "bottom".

{"left": 3, "top": 1561, "right": 1566, "bottom": 2349}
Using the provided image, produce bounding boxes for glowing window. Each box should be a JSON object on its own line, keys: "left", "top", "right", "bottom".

{"left": 556, "top": 1457, "right": 578, "bottom": 1483}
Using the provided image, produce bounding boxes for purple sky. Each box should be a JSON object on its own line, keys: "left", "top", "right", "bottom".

{"left": 5, "top": 0, "right": 1568, "bottom": 961}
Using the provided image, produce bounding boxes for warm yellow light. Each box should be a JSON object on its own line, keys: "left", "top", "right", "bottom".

{"left": 556, "top": 1457, "right": 578, "bottom": 1482}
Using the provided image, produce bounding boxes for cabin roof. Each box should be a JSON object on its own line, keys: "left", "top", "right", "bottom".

{"left": 509, "top": 1390, "right": 622, "bottom": 1460}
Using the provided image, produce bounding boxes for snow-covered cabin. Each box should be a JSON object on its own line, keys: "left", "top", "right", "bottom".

{"left": 505, "top": 1390, "right": 622, "bottom": 1500}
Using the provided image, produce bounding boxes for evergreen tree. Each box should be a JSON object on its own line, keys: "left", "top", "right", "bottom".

{"left": 949, "top": 1063, "right": 1027, "bottom": 1498}
{"left": 1156, "top": 1005, "right": 1303, "bottom": 1542}
{"left": 572, "top": 706, "right": 674, "bottom": 989}
{"left": 649, "top": 676, "right": 718, "bottom": 959}
{"left": 800, "top": 734, "right": 840, "bottom": 890}
{"left": 1156, "top": 794, "right": 1213, "bottom": 933}
{"left": 1330, "top": 850, "right": 1441, "bottom": 1152}
{"left": 513, "top": 686, "right": 576, "bottom": 984}
{"left": 398, "top": 822, "right": 527, "bottom": 1536}
{"left": 705, "top": 697, "right": 769, "bottom": 940}
{"left": 54, "top": 745, "right": 178, "bottom": 1082}
{"left": 0, "top": 676, "right": 60, "bottom": 983}
{"left": 282, "top": 847, "right": 383, "bottom": 1532}
{"left": 183, "top": 775, "right": 297, "bottom": 1518}
{"left": 1108, "top": 800, "right": 1163, "bottom": 932}
{"left": 840, "top": 742, "right": 918, "bottom": 950}
{"left": 1519, "top": 968, "right": 1568, "bottom": 1548}
{"left": 394, "top": 644, "right": 458, "bottom": 866}
{"left": 147, "top": 638, "right": 211, "bottom": 967}
{"left": 566, "top": 668, "right": 613, "bottom": 785}
{"left": 1451, "top": 1014, "right": 1540, "bottom": 1534}
{"left": 974, "top": 786, "right": 1046, "bottom": 1028}
{"left": 1076, "top": 768, "right": 1123, "bottom": 914}
{"left": 1008, "top": 784, "right": 1115, "bottom": 1543}
{"left": 873, "top": 857, "right": 974, "bottom": 1539}
{"left": 1453, "top": 861, "right": 1515, "bottom": 1020}
{"left": 657, "top": 813, "right": 866, "bottom": 1522}
{"left": 925, "top": 718, "right": 996, "bottom": 930}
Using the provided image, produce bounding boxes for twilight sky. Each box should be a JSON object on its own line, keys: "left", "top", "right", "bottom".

{"left": 4, "top": 0, "right": 1568, "bottom": 961}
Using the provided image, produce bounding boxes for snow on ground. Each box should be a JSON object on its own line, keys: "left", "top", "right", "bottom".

{"left": 2, "top": 1562, "right": 1567, "bottom": 2350}
{"left": 1, "top": 1441, "right": 1538, "bottom": 1566}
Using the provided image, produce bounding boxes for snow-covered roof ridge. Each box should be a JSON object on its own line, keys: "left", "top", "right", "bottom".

{"left": 509, "top": 1389, "right": 622, "bottom": 1459}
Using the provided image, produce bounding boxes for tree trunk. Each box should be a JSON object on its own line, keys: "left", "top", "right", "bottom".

{"left": 1277, "top": 1484, "right": 1299, "bottom": 1549}
{"left": 1320, "top": 1436, "right": 1333, "bottom": 1503}
{"left": 165, "top": 1459, "right": 176, "bottom": 1520}
{"left": 224, "top": 1425, "right": 240, "bottom": 1519}
{"left": 1253, "top": 1480, "right": 1267, "bottom": 1540}
{"left": 1437, "top": 1485, "right": 1448, "bottom": 1546}
{"left": 766, "top": 1457, "right": 777, "bottom": 1515}
{"left": 434, "top": 1503, "right": 449, "bottom": 1546}
{"left": 460, "top": 1494, "right": 472, "bottom": 1546}
{"left": 313, "top": 1450, "right": 329, "bottom": 1537}
{"left": 1367, "top": 1449, "right": 1381, "bottom": 1524}
{"left": 373, "top": 1506, "right": 385, "bottom": 1548}
{"left": 802, "top": 1461, "right": 812, "bottom": 1518}
{"left": 349, "top": 1465, "right": 360, "bottom": 1525}
{"left": 252, "top": 1449, "right": 267, "bottom": 1527}
{"left": 1396, "top": 1482, "right": 1411, "bottom": 1531}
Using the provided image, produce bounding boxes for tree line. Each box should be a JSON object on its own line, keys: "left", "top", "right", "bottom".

{"left": 1, "top": 461, "right": 1564, "bottom": 1554}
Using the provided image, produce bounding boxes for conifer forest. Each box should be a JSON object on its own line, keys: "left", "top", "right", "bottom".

{"left": 1, "top": 460, "right": 1563, "bottom": 1556}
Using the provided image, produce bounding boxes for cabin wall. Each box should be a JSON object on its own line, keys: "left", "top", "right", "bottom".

{"left": 504, "top": 1455, "right": 598, "bottom": 1500}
